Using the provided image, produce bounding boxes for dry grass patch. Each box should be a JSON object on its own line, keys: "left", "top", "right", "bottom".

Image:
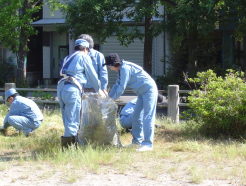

{"left": 0, "top": 106, "right": 245, "bottom": 185}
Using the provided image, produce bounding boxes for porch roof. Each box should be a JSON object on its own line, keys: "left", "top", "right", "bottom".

{"left": 31, "top": 18, "right": 65, "bottom": 26}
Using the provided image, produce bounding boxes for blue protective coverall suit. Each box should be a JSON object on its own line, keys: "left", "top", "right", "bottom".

{"left": 120, "top": 98, "right": 137, "bottom": 129}
{"left": 57, "top": 51, "right": 101, "bottom": 137}
{"left": 109, "top": 61, "right": 158, "bottom": 147}
{"left": 84, "top": 48, "right": 108, "bottom": 90}
{"left": 3, "top": 96, "right": 43, "bottom": 135}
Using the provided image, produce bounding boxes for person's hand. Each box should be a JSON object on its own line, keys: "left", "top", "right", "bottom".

{"left": 98, "top": 89, "right": 107, "bottom": 98}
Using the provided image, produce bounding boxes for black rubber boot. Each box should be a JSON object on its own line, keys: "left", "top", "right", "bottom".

{"left": 61, "top": 136, "right": 77, "bottom": 151}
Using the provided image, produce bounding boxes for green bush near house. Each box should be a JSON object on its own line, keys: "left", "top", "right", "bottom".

{"left": 32, "top": 91, "right": 54, "bottom": 100}
{"left": 186, "top": 69, "right": 246, "bottom": 138}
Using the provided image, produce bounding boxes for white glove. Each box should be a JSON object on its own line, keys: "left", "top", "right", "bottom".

{"left": 98, "top": 89, "right": 107, "bottom": 98}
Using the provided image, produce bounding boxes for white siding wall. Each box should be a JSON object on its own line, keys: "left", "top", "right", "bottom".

{"left": 100, "top": 36, "right": 144, "bottom": 88}
{"left": 100, "top": 35, "right": 165, "bottom": 88}
{"left": 152, "top": 33, "right": 164, "bottom": 78}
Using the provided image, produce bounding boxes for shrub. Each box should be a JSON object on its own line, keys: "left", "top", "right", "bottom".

{"left": 32, "top": 91, "right": 54, "bottom": 100}
{"left": 186, "top": 69, "right": 246, "bottom": 138}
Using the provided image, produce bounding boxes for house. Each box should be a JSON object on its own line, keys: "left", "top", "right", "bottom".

{"left": 30, "top": 3, "right": 171, "bottom": 88}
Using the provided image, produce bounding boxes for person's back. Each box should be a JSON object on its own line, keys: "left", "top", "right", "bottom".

{"left": 61, "top": 51, "right": 100, "bottom": 90}
{"left": 85, "top": 48, "right": 108, "bottom": 90}
{"left": 78, "top": 34, "right": 108, "bottom": 92}
{"left": 109, "top": 60, "right": 157, "bottom": 99}
{"left": 121, "top": 61, "right": 153, "bottom": 92}
{"left": 10, "top": 96, "right": 43, "bottom": 121}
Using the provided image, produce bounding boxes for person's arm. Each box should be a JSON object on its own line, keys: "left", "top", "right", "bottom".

{"left": 109, "top": 66, "right": 130, "bottom": 100}
{"left": 3, "top": 102, "right": 18, "bottom": 126}
{"left": 84, "top": 56, "right": 101, "bottom": 92}
{"left": 8, "top": 102, "right": 19, "bottom": 116}
{"left": 97, "top": 53, "right": 108, "bottom": 91}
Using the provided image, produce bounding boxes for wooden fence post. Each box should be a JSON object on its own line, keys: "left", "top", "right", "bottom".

{"left": 167, "top": 85, "right": 179, "bottom": 123}
{"left": 4, "top": 83, "right": 16, "bottom": 104}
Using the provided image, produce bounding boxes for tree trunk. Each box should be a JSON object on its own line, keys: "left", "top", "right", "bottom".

{"left": 186, "top": 32, "right": 198, "bottom": 76}
{"left": 16, "top": 0, "right": 29, "bottom": 85}
{"left": 16, "top": 28, "right": 28, "bottom": 84}
{"left": 143, "top": 15, "right": 153, "bottom": 75}
{"left": 16, "top": 53, "right": 26, "bottom": 84}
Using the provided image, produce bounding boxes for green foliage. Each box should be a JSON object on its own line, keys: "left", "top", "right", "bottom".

{"left": 186, "top": 69, "right": 246, "bottom": 138}
{"left": 165, "top": 0, "right": 246, "bottom": 44}
{"left": 156, "top": 73, "right": 181, "bottom": 89}
{"left": 162, "top": 0, "right": 246, "bottom": 85}
{"left": 0, "top": 0, "right": 41, "bottom": 52}
{"left": 32, "top": 91, "right": 54, "bottom": 100}
{"left": 0, "top": 0, "right": 42, "bottom": 83}
{"left": 60, "top": 0, "right": 163, "bottom": 45}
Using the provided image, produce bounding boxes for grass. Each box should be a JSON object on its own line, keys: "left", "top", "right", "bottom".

{"left": 0, "top": 104, "right": 246, "bottom": 185}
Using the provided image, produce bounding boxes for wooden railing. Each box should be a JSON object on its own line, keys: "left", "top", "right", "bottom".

{"left": 0, "top": 83, "right": 191, "bottom": 123}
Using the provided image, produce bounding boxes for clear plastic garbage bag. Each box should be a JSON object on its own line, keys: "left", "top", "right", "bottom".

{"left": 77, "top": 93, "right": 122, "bottom": 147}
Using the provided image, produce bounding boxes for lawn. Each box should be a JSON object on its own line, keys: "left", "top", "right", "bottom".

{"left": 0, "top": 104, "right": 245, "bottom": 185}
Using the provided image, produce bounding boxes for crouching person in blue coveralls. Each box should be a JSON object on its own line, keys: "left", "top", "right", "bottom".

{"left": 120, "top": 94, "right": 164, "bottom": 131}
{"left": 0, "top": 88, "right": 43, "bottom": 136}
{"left": 57, "top": 39, "right": 104, "bottom": 150}
{"left": 104, "top": 53, "right": 158, "bottom": 152}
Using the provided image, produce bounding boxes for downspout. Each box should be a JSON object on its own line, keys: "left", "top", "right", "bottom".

{"left": 163, "top": 5, "right": 166, "bottom": 76}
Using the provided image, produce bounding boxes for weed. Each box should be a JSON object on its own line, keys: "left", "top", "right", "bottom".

{"left": 187, "top": 166, "right": 204, "bottom": 184}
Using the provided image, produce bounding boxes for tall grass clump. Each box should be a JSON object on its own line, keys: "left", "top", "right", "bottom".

{"left": 0, "top": 104, "right": 8, "bottom": 119}
{"left": 186, "top": 69, "right": 246, "bottom": 138}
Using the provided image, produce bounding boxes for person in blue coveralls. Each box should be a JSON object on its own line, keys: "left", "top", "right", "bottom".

{"left": 57, "top": 39, "right": 105, "bottom": 150}
{"left": 78, "top": 34, "right": 108, "bottom": 95}
{"left": 120, "top": 94, "right": 164, "bottom": 130}
{"left": 104, "top": 53, "right": 158, "bottom": 152}
{"left": 0, "top": 88, "right": 43, "bottom": 137}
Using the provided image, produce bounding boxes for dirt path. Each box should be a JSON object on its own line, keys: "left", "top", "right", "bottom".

{"left": 0, "top": 164, "right": 235, "bottom": 186}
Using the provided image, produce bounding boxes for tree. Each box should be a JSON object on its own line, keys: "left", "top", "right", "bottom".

{"left": 60, "top": 0, "right": 164, "bottom": 74}
{"left": 163, "top": 0, "right": 246, "bottom": 77}
{"left": 0, "top": 0, "right": 42, "bottom": 84}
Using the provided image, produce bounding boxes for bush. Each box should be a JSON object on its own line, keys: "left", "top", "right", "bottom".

{"left": 186, "top": 69, "right": 246, "bottom": 138}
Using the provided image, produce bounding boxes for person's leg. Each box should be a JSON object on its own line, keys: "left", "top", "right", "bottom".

{"left": 61, "top": 84, "right": 81, "bottom": 137}
{"left": 7, "top": 115, "right": 34, "bottom": 135}
{"left": 131, "top": 97, "right": 144, "bottom": 145}
{"left": 58, "top": 82, "right": 80, "bottom": 150}
{"left": 140, "top": 88, "right": 158, "bottom": 148}
{"left": 57, "top": 82, "right": 66, "bottom": 126}
{"left": 120, "top": 115, "right": 133, "bottom": 129}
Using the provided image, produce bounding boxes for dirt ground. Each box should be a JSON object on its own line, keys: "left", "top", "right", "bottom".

{"left": 0, "top": 163, "right": 237, "bottom": 186}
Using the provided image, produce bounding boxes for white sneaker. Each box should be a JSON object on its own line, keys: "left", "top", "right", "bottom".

{"left": 136, "top": 145, "right": 153, "bottom": 152}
